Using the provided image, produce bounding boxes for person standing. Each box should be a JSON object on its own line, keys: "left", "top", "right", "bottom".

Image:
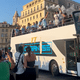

{"left": 26, "top": 23, "right": 31, "bottom": 33}
{"left": 24, "top": 46, "right": 36, "bottom": 80}
{"left": 38, "top": 19, "right": 43, "bottom": 30}
{"left": 0, "top": 50, "right": 15, "bottom": 80}
{"left": 41, "top": 12, "right": 49, "bottom": 28}
{"left": 2, "top": 49, "right": 5, "bottom": 58}
{"left": 14, "top": 46, "right": 25, "bottom": 80}
{"left": 54, "top": 11, "right": 60, "bottom": 26}
{"left": 8, "top": 47, "right": 13, "bottom": 58}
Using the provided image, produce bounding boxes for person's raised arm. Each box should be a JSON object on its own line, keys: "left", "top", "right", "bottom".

{"left": 58, "top": 8, "right": 66, "bottom": 17}
{"left": 45, "top": 12, "right": 49, "bottom": 19}
{"left": 6, "top": 52, "right": 15, "bottom": 69}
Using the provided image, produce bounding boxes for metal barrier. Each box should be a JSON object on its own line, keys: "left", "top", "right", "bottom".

{"left": 12, "top": 18, "right": 74, "bottom": 37}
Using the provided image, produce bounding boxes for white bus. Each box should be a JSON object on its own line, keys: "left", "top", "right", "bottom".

{"left": 11, "top": 11, "right": 80, "bottom": 77}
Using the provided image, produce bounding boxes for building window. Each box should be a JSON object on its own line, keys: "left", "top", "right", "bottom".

{"left": 22, "top": 20, "right": 23, "bottom": 23}
{"left": 29, "top": 4, "right": 31, "bottom": 7}
{"left": 27, "top": 5, "right": 28, "bottom": 8}
{"left": 1, "top": 33, "right": 4, "bottom": 37}
{"left": 47, "top": 3, "right": 49, "bottom": 6}
{"left": 38, "top": 0, "right": 41, "bottom": 2}
{"left": 28, "top": 10, "right": 29, "bottom": 14}
{"left": 23, "top": 12, "right": 24, "bottom": 16}
{"left": 77, "top": 6, "right": 78, "bottom": 9}
{"left": 30, "top": 17, "right": 32, "bottom": 20}
{"left": 35, "top": 1, "right": 37, "bottom": 4}
{"left": 31, "top": 8, "right": 32, "bottom": 13}
{"left": 40, "top": 13, "right": 42, "bottom": 17}
{"left": 32, "top": 2, "right": 34, "bottom": 5}
{"left": 5, "top": 34, "right": 7, "bottom": 37}
{"left": 41, "top": 4, "right": 42, "bottom": 9}
{"left": 6, "top": 25, "right": 7, "bottom": 27}
{"left": 68, "top": 3, "right": 70, "bottom": 7}
{"left": 25, "top": 19, "right": 26, "bottom": 22}
{"left": 34, "top": 7, "right": 35, "bottom": 11}
{"left": 27, "top": 18, "right": 29, "bottom": 21}
{"left": 5, "top": 39, "right": 7, "bottom": 43}
{"left": 25, "top": 11, "right": 27, "bottom": 15}
{"left": 6, "top": 29, "right": 8, "bottom": 32}
{"left": 1, "top": 39, "right": 3, "bottom": 43}
{"left": 2, "top": 25, "right": 4, "bottom": 27}
{"left": 52, "top": 0, "right": 55, "bottom": 2}
{"left": 33, "top": 16, "right": 35, "bottom": 19}
{"left": 2, "top": 29, "right": 4, "bottom": 32}
{"left": 36, "top": 15, "right": 38, "bottom": 18}
{"left": 37, "top": 5, "right": 39, "bottom": 10}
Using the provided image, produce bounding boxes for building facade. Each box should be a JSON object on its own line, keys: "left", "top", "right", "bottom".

{"left": 13, "top": 0, "right": 80, "bottom": 27}
{"left": 0, "top": 22, "right": 15, "bottom": 49}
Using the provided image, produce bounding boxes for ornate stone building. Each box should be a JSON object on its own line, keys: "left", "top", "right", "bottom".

{"left": 0, "top": 22, "right": 15, "bottom": 49}
{"left": 12, "top": 0, "right": 80, "bottom": 27}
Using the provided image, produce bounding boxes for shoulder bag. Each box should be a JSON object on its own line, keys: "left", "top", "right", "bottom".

{"left": 12, "top": 53, "right": 22, "bottom": 73}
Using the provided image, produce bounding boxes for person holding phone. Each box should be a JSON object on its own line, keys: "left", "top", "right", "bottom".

{"left": 0, "top": 50, "right": 15, "bottom": 80}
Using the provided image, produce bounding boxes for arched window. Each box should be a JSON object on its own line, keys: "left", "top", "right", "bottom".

{"left": 29, "top": 4, "right": 31, "bottom": 7}
{"left": 27, "top": 5, "right": 28, "bottom": 8}
{"left": 32, "top": 2, "right": 34, "bottom": 5}
{"left": 35, "top": 1, "right": 37, "bottom": 4}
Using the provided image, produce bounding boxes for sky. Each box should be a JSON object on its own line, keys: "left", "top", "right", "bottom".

{"left": 0, "top": 0, "right": 80, "bottom": 25}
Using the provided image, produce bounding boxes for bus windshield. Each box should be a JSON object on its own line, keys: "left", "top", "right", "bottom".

{"left": 73, "top": 11, "right": 80, "bottom": 34}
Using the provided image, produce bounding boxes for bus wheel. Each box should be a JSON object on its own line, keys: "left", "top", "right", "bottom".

{"left": 50, "top": 61, "right": 59, "bottom": 76}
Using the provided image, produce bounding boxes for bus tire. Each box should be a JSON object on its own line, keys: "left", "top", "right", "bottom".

{"left": 50, "top": 61, "right": 59, "bottom": 76}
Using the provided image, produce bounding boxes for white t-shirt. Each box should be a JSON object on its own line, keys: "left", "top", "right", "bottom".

{"left": 54, "top": 14, "right": 59, "bottom": 25}
{"left": 14, "top": 52, "right": 24, "bottom": 74}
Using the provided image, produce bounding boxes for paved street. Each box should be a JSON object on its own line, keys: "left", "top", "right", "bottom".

{"left": 36, "top": 70, "right": 80, "bottom": 80}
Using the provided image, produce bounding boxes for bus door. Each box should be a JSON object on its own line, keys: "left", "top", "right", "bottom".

{"left": 66, "top": 39, "right": 77, "bottom": 75}
{"left": 77, "top": 37, "right": 80, "bottom": 76}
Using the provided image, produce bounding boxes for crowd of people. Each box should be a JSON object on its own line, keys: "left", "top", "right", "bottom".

{"left": 12, "top": 8, "right": 73, "bottom": 37}
{"left": 0, "top": 46, "right": 36, "bottom": 80}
